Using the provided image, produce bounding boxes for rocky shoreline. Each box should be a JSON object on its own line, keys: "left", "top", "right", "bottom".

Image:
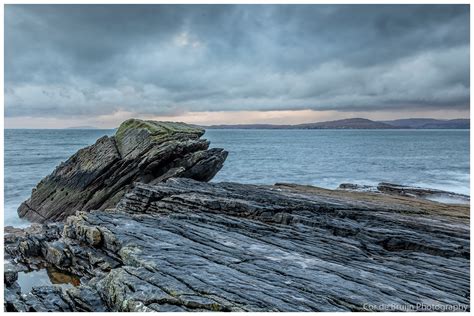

{"left": 4, "top": 120, "right": 470, "bottom": 312}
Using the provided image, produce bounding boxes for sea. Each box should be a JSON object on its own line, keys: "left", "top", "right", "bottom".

{"left": 4, "top": 128, "right": 470, "bottom": 227}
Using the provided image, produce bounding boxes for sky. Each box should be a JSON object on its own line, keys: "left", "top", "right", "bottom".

{"left": 5, "top": 4, "right": 470, "bottom": 128}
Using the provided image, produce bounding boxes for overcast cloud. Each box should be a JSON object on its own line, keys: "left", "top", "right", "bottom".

{"left": 5, "top": 4, "right": 470, "bottom": 122}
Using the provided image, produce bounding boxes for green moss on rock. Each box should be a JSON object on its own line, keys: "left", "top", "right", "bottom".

{"left": 115, "top": 119, "right": 204, "bottom": 146}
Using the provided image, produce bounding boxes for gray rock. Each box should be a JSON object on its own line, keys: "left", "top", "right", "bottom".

{"left": 6, "top": 286, "right": 72, "bottom": 312}
{"left": 338, "top": 183, "right": 378, "bottom": 192}
{"left": 4, "top": 282, "right": 26, "bottom": 312}
{"left": 339, "top": 182, "right": 470, "bottom": 205}
{"left": 4, "top": 261, "right": 19, "bottom": 287}
{"left": 65, "top": 285, "right": 108, "bottom": 312}
{"left": 17, "top": 119, "right": 228, "bottom": 223}
{"left": 377, "top": 182, "right": 470, "bottom": 204}
{"left": 4, "top": 178, "right": 470, "bottom": 312}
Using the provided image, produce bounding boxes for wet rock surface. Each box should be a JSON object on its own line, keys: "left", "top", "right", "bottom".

{"left": 376, "top": 182, "right": 470, "bottom": 203}
{"left": 17, "top": 119, "right": 228, "bottom": 223}
{"left": 339, "top": 182, "right": 470, "bottom": 205}
{"left": 5, "top": 178, "right": 470, "bottom": 312}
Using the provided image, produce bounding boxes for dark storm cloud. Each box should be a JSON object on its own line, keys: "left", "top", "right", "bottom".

{"left": 5, "top": 4, "right": 470, "bottom": 118}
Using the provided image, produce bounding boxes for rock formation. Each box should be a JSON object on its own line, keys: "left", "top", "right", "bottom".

{"left": 17, "top": 119, "right": 228, "bottom": 223}
{"left": 376, "top": 182, "right": 470, "bottom": 201}
{"left": 339, "top": 182, "right": 470, "bottom": 204}
{"left": 5, "top": 178, "right": 470, "bottom": 312}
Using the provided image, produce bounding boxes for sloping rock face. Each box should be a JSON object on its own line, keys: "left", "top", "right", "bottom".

{"left": 5, "top": 178, "right": 470, "bottom": 312}
{"left": 17, "top": 119, "right": 228, "bottom": 223}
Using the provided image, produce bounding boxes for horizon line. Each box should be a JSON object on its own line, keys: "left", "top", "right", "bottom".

{"left": 4, "top": 116, "right": 470, "bottom": 130}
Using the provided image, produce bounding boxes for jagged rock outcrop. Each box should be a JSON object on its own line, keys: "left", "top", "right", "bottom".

{"left": 339, "top": 182, "right": 470, "bottom": 204}
{"left": 5, "top": 178, "right": 470, "bottom": 312}
{"left": 376, "top": 182, "right": 470, "bottom": 201}
{"left": 17, "top": 119, "right": 228, "bottom": 223}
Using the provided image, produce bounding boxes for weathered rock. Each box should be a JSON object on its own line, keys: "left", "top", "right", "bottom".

{"left": 5, "top": 178, "right": 470, "bottom": 312}
{"left": 17, "top": 119, "right": 228, "bottom": 223}
{"left": 4, "top": 261, "right": 20, "bottom": 287}
{"left": 65, "top": 286, "right": 108, "bottom": 312}
{"left": 4, "top": 283, "right": 26, "bottom": 312}
{"left": 5, "top": 224, "right": 63, "bottom": 271}
{"left": 338, "top": 183, "right": 378, "bottom": 192}
{"left": 377, "top": 182, "right": 470, "bottom": 203}
{"left": 339, "top": 182, "right": 470, "bottom": 205}
{"left": 4, "top": 285, "right": 107, "bottom": 312}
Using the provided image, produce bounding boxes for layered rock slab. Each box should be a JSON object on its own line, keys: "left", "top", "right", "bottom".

{"left": 17, "top": 119, "right": 228, "bottom": 223}
{"left": 339, "top": 182, "right": 470, "bottom": 205}
{"left": 5, "top": 178, "right": 470, "bottom": 312}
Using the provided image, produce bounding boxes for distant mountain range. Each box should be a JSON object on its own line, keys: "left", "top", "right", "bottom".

{"left": 381, "top": 118, "right": 470, "bottom": 129}
{"left": 204, "top": 118, "right": 470, "bottom": 130}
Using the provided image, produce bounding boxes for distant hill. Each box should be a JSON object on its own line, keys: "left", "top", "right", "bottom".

{"left": 205, "top": 118, "right": 470, "bottom": 130}
{"left": 383, "top": 118, "right": 470, "bottom": 129}
{"left": 294, "top": 118, "right": 396, "bottom": 129}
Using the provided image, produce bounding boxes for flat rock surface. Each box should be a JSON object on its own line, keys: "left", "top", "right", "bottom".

{"left": 339, "top": 182, "right": 470, "bottom": 205}
{"left": 5, "top": 178, "right": 470, "bottom": 312}
{"left": 17, "top": 119, "right": 228, "bottom": 223}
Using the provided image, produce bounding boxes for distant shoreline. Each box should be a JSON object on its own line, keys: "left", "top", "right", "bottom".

{"left": 203, "top": 118, "right": 470, "bottom": 130}
{"left": 202, "top": 127, "right": 471, "bottom": 130}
